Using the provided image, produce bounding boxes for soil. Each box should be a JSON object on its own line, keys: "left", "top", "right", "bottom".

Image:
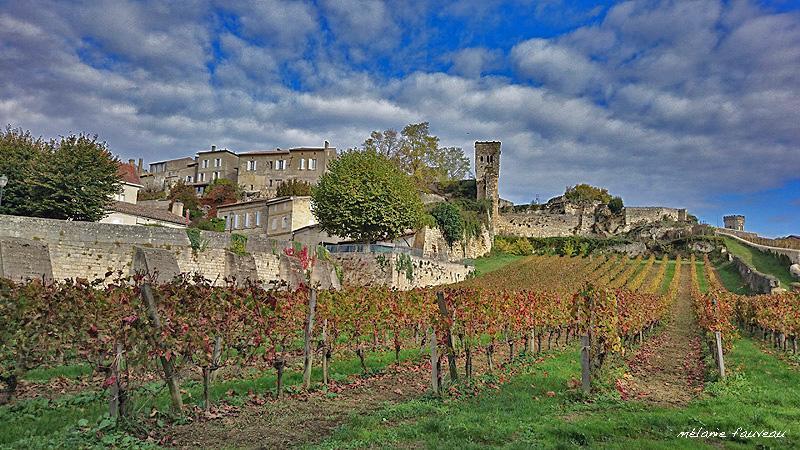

{"left": 166, "top": 360, "right": 431, "bottom": 449}
{"left": 625, "top": 263, "right": 705, "bottom": 405}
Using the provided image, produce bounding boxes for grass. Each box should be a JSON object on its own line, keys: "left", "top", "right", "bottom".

{"left": 0, "top": 348, "right": 425, "bottom": 448}
{"left": 472, "top": 253, "right": 525, "bottom": 277}
{"left": 695, "top": 261, "right": 709, "bottom": 293}
{"left": 713, "top": 259, "right": 751, "bottom": 295}
{"left": 314, "top": 338, "right": 800, "bottom": 449}
{"left": 22, "top": 364, "right": 93, "bottom": 383}
{"left": 660, "top": 260, "right": 677, "bottom": 295}
{"left": 723, "top": 237, "right": 795, "bottom": 287}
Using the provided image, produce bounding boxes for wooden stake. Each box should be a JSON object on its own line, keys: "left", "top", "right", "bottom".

{"left": 428, "top": 326, "right": 439, "bottom": 395}
{"left": 302, "top": 289, "right": 317, "bottom": 390}
{"left": 142, "top": 283, "right": 183, "bottom": 412}
{"left": 580, "top": 335, "right": 591, "bottom": 394}
{"left": 436, "top": 292, "right": 458, "bottom": 382}
{"left": 714, "top": 331, "right": 726, "bottom": 379}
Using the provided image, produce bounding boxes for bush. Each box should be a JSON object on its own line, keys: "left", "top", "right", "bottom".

{"left": 230, "top": 233, "right": 248, "bottom": 255}
{"left": 193, "top": 218, "right": 225, "bottom": 232}
{"left": 430, "top": 202, "right": 464, "bottom": 247}
{"left": 608, "top": 196, "right": 624, "bottom": 214}
{"left": 277, "top": 179, "right": 312, "bottom": 197}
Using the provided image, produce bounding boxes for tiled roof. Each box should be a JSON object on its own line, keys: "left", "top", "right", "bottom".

{"left": 117, "top": 163, "right": 141, "bottom": 185}
{"left": 109, "top": 201, "right": 188, "bottom": 225}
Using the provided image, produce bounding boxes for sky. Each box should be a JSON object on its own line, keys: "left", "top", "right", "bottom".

{"left": 0, "top": 0, "right": 798, "bottom": 237}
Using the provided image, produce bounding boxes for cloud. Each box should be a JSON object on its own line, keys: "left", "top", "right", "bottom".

{"left": 0, "top": 0, "right": 798, "bottom": 225}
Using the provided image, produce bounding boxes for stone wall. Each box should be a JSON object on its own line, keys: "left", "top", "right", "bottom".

{"left": 0, "top": 214, "right": 281, "bottom": 284}
{"left": 624, "top": 207, "right": 686, "bottom": 227}
{"left": 731, "top": 255, "right": 781, "bottom": 294}
{"left": 333, "top": 253, "right": 473, "bottom": 290}
{"left": 414, "top": 225, "right": 492, "bottom": 261}
{"left": 496, "top": 211, "right": 587, "bottom": 237}
{"left": 716, "top": 229, "right": 800, "bottom": 265}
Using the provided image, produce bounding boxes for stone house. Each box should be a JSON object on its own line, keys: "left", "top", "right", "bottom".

{"left": 195, "top": 147, "right": 239, "bottom": 195}
{"left": 101, "top": 162, "right": 188, "bottom": 228}
{"left": 216, "top": 196, "right": 317, "bottom": 240}
{"left": 140, "top": 157, "right": 197, "bottom": 190}
{"left": 237, "top": 142, "right": 336, "bottom": 197}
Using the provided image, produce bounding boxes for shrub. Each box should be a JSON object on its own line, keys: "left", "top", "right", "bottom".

{"left": 608, "top": 196, "right": 624, "bottom": 214}
{"left": 430, "top": 202, "right": 464, "bottom": 247}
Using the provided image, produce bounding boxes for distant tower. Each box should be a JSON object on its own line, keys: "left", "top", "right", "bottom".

{"left": 723, "top": 215, "right": 745, "bottom": 231}
{"left": 475, "top": 141, "right": 501, "bottom": 229}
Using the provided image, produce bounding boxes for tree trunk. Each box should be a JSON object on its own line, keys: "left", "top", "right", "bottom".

{"left": 436, "top": 292, "right": 458, "bottom": 383}
{"left": 202, "top": 367, "right": 211, "bottom": 410}
{"left": 109, "top": 342, "right": 126, "bottom": 417}
{"left": 356, "top": 347, "right": 367, "bottom": 374}
{"left": 274, "top": 357, "right": 285, "bottom": 399}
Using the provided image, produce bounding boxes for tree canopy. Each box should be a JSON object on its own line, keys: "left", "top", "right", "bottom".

{"left": 201, "top": 178, "right": 243, "bottom": 217}
{"left": 362, "top": 122, "right": 470, "bottom": 189}
{"left": 564, "top": 184, "right": 613, "bottom": 205}
{"left": 311, "top": 150, "right": 424, "bottom": 243}
{"left": 0, "top": 127, "right": 120, "bottom": 221}
{"left": 276, "top": 179, "right": 312, "bottom": 197}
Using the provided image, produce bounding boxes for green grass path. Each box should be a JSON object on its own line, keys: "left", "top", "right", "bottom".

{"left": 316, "top": 338, "right": 800, "bottom": 449}
{"left": 723, "top": 237, "right": 795, "bottom": 287}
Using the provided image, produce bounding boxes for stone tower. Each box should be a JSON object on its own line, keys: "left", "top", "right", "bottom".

{"left": 475, "top": 141, "right": 501, "bottom": 229}
{"left": 723, "top": 215, "right": 745, "bottom": 231}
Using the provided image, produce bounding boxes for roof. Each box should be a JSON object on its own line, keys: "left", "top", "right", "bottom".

{"left": 109, "top": 201, "right": 188, "bottom": 225}
{"left": 148, "top": 156, "right": 196, "bottom": 166}
{"left": 197, "top": 148, "right": 238, "bottom": 156}
{"left": 217, "top": 198, "right": 271, "bottom": 211}
{"left": 240, "top": 146, "right": 335, "bottom": 156}
{"left": 216, "top": 195, "right": 311, "bottom": 211}
{"left": 117, "top": 163, "right": 142, "bottom": 186}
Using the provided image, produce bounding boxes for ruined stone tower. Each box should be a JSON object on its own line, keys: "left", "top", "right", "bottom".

{"left": 475, "top": 141, "right": 501, "bottom": 230}
{"left": 723, "top": 215, "right": 745, "bottom": 231}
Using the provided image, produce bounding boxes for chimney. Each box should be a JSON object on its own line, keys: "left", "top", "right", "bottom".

{"left": 172, "top": 201, "right": 184, "bottom": 217}
{"left": 324, "top": 140, "right": 329, "bottom": 149}
{"left": 211, "top": 145, "right": 216, "bottom": 152}
{"left": 138, "top": 158, "right": 143, "bottom": 174}
{"left": 128, "top": 159, "right": 135, "bottom": 166}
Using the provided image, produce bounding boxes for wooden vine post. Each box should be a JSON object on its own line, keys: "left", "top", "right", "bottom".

{"left": 141, "top": 283, "right": 184, "bottom": 412}
{"left": 302, "top": 288, "right": 317, "bottom": 390}
{"left": 428, "top": 326, "right": 439, "bottom": 395}
{"left": 436, "top": 291, "right": 458, "bottom": 383}
{"left": 580, "top": 288, "right": 592, "bottom": 394}
{"left": 109, "top": 342, "right": 127, "bottom": 417}
{"left": 714, "top": 331, "right": 726, "bottom": 379}
{"left": 320, "top": 319, "right": 330, "bottom": 388}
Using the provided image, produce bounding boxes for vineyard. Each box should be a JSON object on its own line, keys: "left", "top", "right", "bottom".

{"left": 2, "top": 250, "right": 800, "bottom": 448}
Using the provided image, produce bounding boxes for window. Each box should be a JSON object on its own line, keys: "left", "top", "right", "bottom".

{"left": 277, "top": 160, "right": 286, "bottom": 170}
{"left": 199, "top": 173, "right": 206, "bottom": 182}
{"left": 309, "top": 159, "right": 317, "bottom": 170}
{"left": 213, "top": 171, "right": 220, "bottom": 180}
{"left": 269, "top": 160, "right": 274, "bottom": 170}
{"left": 215, "top": 158, "right": 221, "bottom": 167}
{"left": 247, "top": 160, "right": 257, "bottom": 171}
{"left": 202, "top": 159, "right": 209, "bottom": 168}
{"left": 269, "top": 179, "right": 273, "bottom": 187}
{"left": 299, "top": 158, "right": 306, "bottom": 170}
{"left": 244, "top": 213, "right": 251, "bottom": 228}
{"left": 249, "top": 184, "right": 254, "bottom": 191}
{"left": 233, "top": 214, "right": 240, "bottom": 229}
{"left": 282, "top": 216, "right": 288, "bottom": 229}
{"left": 224, "top": 215, "right": 230, "bottom": 230}
{"left": 255, "top": 211, "right": 261, "bottom": 226}
{"left": 185, "top": 175, "right": 193, "bottom": 183}
{"left": 271, "top": 218, "right": 278, "bottom": 230}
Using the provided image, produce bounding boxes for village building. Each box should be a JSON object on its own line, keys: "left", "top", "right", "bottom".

{"left": 237, "top": 142, "right": 336, "bottom": 197}
{"left": 216, "top": 196, "right": 317, "bottom": 240}
{"left": 100, "top": 162, "right": 188, "bottom": 228}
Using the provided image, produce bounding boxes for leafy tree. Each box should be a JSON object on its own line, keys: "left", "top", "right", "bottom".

{"left": 362, "top": 122, "right": 470, "bottom": 189}
{"left": 564, "top": 184, "right": 613, "bottom": 205}
{"left": 168, "top": 180, "right": 202, "bottom": 219}
{"left": 201, "top": 179, "right": 243, "bottom": 217}
{"left": 430, "top": 202, "right": 464, "bottom": 247}
{"left": 276, "top": 179, "right": 312, "bottom": 197}
{"left": 0, "top": 127, "right": 120, "bottom": 221}
{"left": 137, "top": 185, "right": 167, "bottom": 202}
{"left": 312, "top": 150, "right": 424, "bottom": 243}
{"left": 608, "top": 196, "right": 624, "bottom": 214}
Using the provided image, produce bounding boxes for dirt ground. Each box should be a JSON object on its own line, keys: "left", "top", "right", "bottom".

{"left": 625, "top": 264, "right": 705, "bottom": 405}
{"left": 166, "top": 361, "right": 431, "bottom": 449}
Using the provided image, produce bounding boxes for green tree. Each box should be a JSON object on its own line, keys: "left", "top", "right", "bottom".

{"left": 276, "top": 179, "right": 312, "bottom": 197}
{"left": 564, "top": 184, "right": 613, "bottom": 205}
{"left": 608, "top": 196, "right": 624, "bottom": 214}
{"left": 168, "top": 180, "right": 202, "bottom": 219}
{"left": 430, "top": 202, "right": 464, "bottom": 247}
{"left": 0, "top": 127, "right": 120, "bottom": 221}
{"left": 362, "top": 122, "right": 470, "bottom": 189}
{"left": 312, "top": 150, "right": 424, "bottom": 243}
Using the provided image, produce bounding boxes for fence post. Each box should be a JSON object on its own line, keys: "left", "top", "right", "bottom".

{"left": 141, "top": 283, "right": 184, "bottom": 412}
{"left": 302, "top": 288, "right": 317, "bottom": 390}
{"left": 436, "top": 291, "right": 459, "bottom": 383}
{"left": 428, "top": 326, "right": 439, "bottom": 395}
{"left": 109, "top": 341, "right": 126, "bottom": 417}
{"left": 714, "top": 331, "right": 726, "bottom": 379}
{"left": 581, "top": 335, "right": 591, "bottom": 394}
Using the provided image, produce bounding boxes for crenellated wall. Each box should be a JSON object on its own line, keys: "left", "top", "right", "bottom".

{"left": 625, "top": 207, "right": 686, "bottom": 227}
{"left": 414, "top": 225, "right": 492, "bottom": 261}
